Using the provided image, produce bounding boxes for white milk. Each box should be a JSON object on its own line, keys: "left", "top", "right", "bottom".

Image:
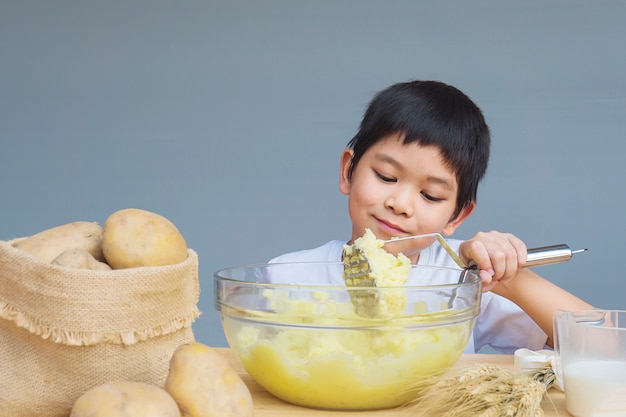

{"left": 563, "top": 361, "right": 626, "bottom": 417}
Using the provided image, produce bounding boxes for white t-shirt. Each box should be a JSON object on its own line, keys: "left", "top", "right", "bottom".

{"left": 270, "top": 239, "right": 548, "bottom": 354}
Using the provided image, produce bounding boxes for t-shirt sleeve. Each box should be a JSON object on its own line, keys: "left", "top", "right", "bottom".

{"left": 472, "top": 292, "right": 549, "bottom": 354}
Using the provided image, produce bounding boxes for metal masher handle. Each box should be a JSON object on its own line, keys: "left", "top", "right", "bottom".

{"left": 385, "top": 234, "right": 587, "bottom": 269}
{"left": 526, "top": 244, "right": 587, "bottom": 267}
{"left": 466, "top": 244, "right": 587, "bottom": 273}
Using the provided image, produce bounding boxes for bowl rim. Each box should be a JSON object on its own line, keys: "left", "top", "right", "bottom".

{"left": 213, "top": 261, "right": 482, "bottom": 290}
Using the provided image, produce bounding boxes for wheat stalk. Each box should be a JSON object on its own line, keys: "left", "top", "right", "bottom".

{"left": 402, "top": 364, "right": 555, "bottom": 417}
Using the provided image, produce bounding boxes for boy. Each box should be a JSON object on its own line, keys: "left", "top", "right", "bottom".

{"left": 271, "top": 80, "right": 592, "bottom": 353}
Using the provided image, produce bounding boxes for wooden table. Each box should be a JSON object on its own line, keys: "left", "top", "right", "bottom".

{"left": 216, "top": 348, "right": 572, "bottom": 416}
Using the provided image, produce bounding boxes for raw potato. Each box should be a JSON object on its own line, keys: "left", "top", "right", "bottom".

{"left": 13, "top": 221, "right": 104, "bottom": 263}
{"left": 70, "top": 380, "right": 181, "bottom": 417}
{"left": 165, "top": 343, "right": 253, "bottom": 417}
{"left": 52, "top": 248, "right": 112, "bottom": 271}
{"left": 102, "top": 208, "right": 188, "bottom": 269}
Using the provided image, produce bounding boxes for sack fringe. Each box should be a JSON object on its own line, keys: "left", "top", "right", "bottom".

{"left": 0, "top": 300, "right": 201, "bottom": 346}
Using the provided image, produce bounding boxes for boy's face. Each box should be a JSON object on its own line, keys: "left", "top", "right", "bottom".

{"left": 339, "top": 133, "right": 474, "bottom": 259}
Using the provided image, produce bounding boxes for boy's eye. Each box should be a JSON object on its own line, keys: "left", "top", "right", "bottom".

{"left": 422, "top": 192, "right": 443, "bottom": 202}
{"left": 375, "top": 171, "right": 396, "bottom": 183}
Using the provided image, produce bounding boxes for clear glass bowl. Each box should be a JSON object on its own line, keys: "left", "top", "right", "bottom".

{"left": 214, "top": 262, "right": 482, "bottom": 410}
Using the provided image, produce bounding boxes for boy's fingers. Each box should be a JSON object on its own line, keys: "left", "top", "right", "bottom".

{"left": 508, "top": 234, "right": 528, "bottom": 265}
{"left": 460, "top": 240, "right": 491, "bottom": 270}
{"left": 480, "top": 270, "right": 496, "bottom": 292}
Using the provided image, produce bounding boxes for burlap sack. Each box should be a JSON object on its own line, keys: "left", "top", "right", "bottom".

{"left": 0, "top": 239, "right": 201, "bottom": 417}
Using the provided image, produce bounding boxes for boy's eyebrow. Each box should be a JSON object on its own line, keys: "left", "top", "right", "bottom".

{"left": 375, "top": 154, "right": 455, "bottom": 190}
{"left": 425, "top": 175, "right": 455, "bottom": 190}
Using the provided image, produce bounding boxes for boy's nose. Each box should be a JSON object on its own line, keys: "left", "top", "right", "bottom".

{"left": 385, "top": 187, "right": 414, "bottom": 217}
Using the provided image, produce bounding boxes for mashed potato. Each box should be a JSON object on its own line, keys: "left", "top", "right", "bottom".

{"left": 230, "top": 315, "right": 470, "bottom": 410}
{"left": 343, "top": 228, "right": 411, "bottom": 287}
{"left": 342, "top": 229, "right": 411, "bottom": 317}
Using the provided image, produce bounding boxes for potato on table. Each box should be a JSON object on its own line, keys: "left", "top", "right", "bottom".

{"left": 70, "top": 380, "right": 180, "bottom": 417}
{"left": 165, "top": 343, "right": 253, "bottom": 417}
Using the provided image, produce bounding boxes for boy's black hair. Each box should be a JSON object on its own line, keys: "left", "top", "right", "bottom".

{"left": 347, "top": 80, "right": 491, "bottom": 220}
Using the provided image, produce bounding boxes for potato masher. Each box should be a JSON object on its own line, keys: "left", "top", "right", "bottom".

{"left": 343, "top": 232, "right": 587, "bottom": 288}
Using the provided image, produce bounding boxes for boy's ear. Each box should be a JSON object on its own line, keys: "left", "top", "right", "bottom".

{"left": 338, "top": 148, "right": 354, "bottom": 195}
{"left": 442, "top": 202, "right": 476, "bottom": 236}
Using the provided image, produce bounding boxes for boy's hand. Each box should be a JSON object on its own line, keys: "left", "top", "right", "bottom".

{"left": 459, "top": 231, "right": 527, "bottom": 292}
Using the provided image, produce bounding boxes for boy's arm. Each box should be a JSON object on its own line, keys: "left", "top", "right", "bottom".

{"left": 490, "top": 268, "right": 593, "bottom": 347}
{"left": 458, "top": 231, "right": 593, "bottom": 347}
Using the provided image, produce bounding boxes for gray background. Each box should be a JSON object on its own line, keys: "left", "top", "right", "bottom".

{"left": 2, "top": 1, "right": 624, "bottom": 349}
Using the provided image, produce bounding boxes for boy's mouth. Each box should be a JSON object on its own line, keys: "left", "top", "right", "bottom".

{"left": 374, "top": 217, "right": 408, "bottom": 237}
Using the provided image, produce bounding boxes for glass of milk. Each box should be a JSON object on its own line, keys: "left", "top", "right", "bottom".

{"left": 554, "top": 309, "right": 626, "bottom": 417}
